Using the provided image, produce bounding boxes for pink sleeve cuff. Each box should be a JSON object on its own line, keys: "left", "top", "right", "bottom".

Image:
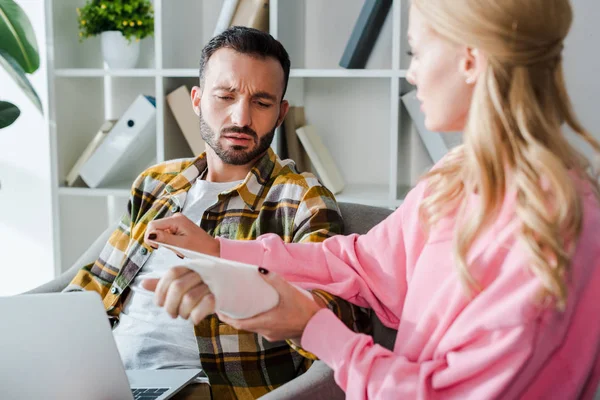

{"left": 217, "top": 237, "right": 266, "bottom": 267}
{"left": 301, "top": 308, "right": 358, "bottom": 367}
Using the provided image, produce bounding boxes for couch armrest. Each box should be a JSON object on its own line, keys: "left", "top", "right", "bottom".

{"left": 259, "top": 361, "right": 344, "bottom": 400}
{"left": 23, "top": 222, "right": 117, "bottom": 294}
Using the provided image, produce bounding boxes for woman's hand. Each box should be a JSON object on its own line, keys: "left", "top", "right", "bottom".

{"left": 217, "top": 270, "right": 326, "bottom": 342}
{"left": 144, "top": 213, "right": 220, "bottom": 257}
{"left": 142, "top": 266, "right": 326, "bottom": 343}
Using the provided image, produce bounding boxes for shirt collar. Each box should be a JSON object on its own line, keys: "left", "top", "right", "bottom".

{"left": 162, "top": 148, "right": 282, "bottom": 211}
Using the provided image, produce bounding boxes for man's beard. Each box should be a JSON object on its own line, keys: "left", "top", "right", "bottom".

{"left": 199, "top": 114, "right": 276, "bottom": 166}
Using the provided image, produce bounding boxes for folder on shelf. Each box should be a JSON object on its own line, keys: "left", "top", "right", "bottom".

{"left": 230, "top": 0, "right": 269, "bottom": 32}
{"left": 166, "top": 85, "right": 206, "bottom": 156}
{"left": 65, "top": 119, "right": 116, "bottom": 187}
{"left": 401, "top": 90, "right": 462, "bottom": 164}
{"left": 295, "top": 125, "right": 345, "bottom": 194}
{"left": 79, "top": 95, "right": 157, "bottom": 188}
{"left": 282, "top": 106, "right": 312, "bottom": 173}
{"left": 339, "top": 0, "right": 393, "bottom": 69}
{"left": 213, "top": 0, "right": 240, "bottom": 37}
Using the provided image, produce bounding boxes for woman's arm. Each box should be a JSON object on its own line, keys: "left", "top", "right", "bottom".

{"left": 301, "top": 308, "right": 538, "bottom": 400}
{"left": 219, "top": 203, "right": 409, "bottom": 329}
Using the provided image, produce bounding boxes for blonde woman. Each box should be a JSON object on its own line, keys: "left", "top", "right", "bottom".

{"left": 144, "top": 0, "right": 600, "bottom": 398}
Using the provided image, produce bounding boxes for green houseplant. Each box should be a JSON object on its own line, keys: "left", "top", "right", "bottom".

{"left": 77, "top": 0, "right": 154, "bottom": 69}
{"left": 0, "top": 0, "right": 42, "bottom": 129}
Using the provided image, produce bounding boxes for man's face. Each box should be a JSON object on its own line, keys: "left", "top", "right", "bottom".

{"left": 192, "top": 48, "right": 289, "bottom": 165}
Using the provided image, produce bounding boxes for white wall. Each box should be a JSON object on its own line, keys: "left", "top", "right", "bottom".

{"left": 0, "top": 0, "right": 53, "bottom": 295}
{"left": 563, "top": 0, "right": 600, "bottom": 158}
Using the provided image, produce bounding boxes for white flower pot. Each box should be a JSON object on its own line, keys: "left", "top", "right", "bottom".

{"left": 101, "top": 31, "right": 140, "bottom": 69}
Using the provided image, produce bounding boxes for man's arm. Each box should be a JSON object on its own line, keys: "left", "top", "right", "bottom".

{"left": 63, "top": 174, "right": 143, "bottom": 297}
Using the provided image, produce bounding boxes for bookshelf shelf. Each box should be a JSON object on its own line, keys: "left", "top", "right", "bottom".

{"left": 58, "top": 186, "right": 131, "bottom": 197}
{"left": 55, "top": 69, "right": 159, "bottom": 77}
{"left": 55, "top": 68, "right": 409, "bottom": 79}
{"left": 47, "top": 0, "right": 425, "bottom": 274}
{"left": 290, "top": 69, "right": 406, "bottom": 78}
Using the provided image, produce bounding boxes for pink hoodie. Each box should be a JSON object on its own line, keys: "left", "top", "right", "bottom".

{"left": 219, "top": 178, "right": 600, "bottom": 399}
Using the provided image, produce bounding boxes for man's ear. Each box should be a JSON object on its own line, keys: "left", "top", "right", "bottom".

{"left": 191, "top": 86, "right": 202, "bottom": 116}
{"left": 461, "top": 47, "right": 486, "bottom": 85}
{"left": 277, "top": 100, "right": 289, "bottom": 127}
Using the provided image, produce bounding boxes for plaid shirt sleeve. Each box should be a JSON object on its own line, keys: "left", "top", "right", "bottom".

{"left": 63, "top": 172, "right": 146, "bottom": 314}
{"left": 286, "top": 185, "right": 371, "bottom": 360}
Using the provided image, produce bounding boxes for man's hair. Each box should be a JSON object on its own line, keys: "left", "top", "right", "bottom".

{"left": 199, "top": 26, "right": 291, "bottom": 99}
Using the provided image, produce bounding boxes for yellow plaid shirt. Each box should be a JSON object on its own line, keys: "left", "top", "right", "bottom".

{"left": 65, "top": 149, "right": 367, "bottom": 399}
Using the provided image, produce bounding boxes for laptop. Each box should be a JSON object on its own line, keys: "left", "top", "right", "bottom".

{"left": 0, "top": 292, "right": 202, "bottom": 400}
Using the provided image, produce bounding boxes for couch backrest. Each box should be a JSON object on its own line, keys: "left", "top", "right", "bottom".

{"left": 338, "top": 202, "right": 398, "bottom": 351}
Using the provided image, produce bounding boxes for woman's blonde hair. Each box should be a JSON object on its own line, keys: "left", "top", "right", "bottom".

{"left": 413, "top": 0, "right": 600, "bottom": 309}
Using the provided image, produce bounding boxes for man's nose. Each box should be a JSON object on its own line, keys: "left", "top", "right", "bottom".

{"left": 230, "top": 100, "right": 252, "bottom": 127}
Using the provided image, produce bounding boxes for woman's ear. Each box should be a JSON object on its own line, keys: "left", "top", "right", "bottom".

{"left": 191, "top": 86, "right": 202, "bottom": 116}
{"left": 462, "top": 47, "right": 486, "bottom": 85}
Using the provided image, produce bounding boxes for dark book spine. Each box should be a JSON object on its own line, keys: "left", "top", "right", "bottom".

{"left": 339, "top": 0, "right": 393, "bottom": 69}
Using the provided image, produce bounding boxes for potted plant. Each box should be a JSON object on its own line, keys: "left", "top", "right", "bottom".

{"left": 0, "top": 0, "right": 43, "bottom": 129}
{"left": 77, "top": 0, "right": 154, "bottom": 69}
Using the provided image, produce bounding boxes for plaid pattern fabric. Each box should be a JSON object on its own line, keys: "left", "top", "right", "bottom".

{"left": 66, "top": 149, "right": 365, "bottom": 399}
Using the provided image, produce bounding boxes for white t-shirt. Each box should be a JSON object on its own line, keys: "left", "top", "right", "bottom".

{"left": 113, "top": 177, "right": 243, "bottom": 370}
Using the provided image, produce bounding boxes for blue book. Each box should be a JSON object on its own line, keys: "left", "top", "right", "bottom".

{"left": 339, "top": 0, "right": 393, "bottom": 69}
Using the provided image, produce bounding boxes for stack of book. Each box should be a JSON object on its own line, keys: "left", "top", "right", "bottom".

{"left": 213, "top": 0, "right": 269, "bottom": 36}
{"left": 166, "top": 85, "right": 206, "bottom": 156}
{"left": 280, "top": 106, "right": 345, "bottom": 195}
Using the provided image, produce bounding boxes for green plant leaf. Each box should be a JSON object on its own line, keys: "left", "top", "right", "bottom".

{"left": 0, "top": 0, "right": 39, "bottom": 73}
{"left": 0, "top": 100, "right": 20, "bottom": 128}
{"left": 0, "top": 49, "right": 42, "bottom": 113}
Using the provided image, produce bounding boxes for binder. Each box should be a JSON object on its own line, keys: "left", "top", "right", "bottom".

{"left": 339, "top": 0, "right": 393, "bottom": 69}
{"left": 65, "top": 119, "right": 116, "bottom": 186}
{"left": 79, "top": 95, "right": 157, "bottom": 188}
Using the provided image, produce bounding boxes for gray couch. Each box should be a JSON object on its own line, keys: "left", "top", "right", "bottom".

{"left": 25, "top": 202, "right": 398, "bottom": 399}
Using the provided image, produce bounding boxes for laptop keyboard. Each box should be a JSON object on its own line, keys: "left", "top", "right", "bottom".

{"left": 131, "top": 388, "right": 169, "bottom": 399}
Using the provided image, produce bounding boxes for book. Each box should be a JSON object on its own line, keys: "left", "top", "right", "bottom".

{"left": 166, "top": 85, "right": 206, "bottom": 156}
{"left": 339, "top": 0, "right": 393, "bottom": 69}
{"left": 213, "top": 0, "right": 240, "bottom": 37}
{"left": 401, "top": 90, "right": 462, "bottom": 164}
{"left": 79, "top": 95, "right": 157, "bottom": 188}
{"left": 156, "top": 242, "right": 280, "bottom": 319}
{"left": 295, "top": 125, "right": 345, "bottom": 194}
{"left": 230, "top": 0, "right": 269, "bottom": 32}
{"left": 282, "top": 106, "right": 312, "bottom": 173}
{"left": 65, "top": 119, "right": 116, "bottom": 186}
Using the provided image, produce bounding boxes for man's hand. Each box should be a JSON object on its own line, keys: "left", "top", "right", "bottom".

{"left": 142, "top": 266, "right": 325, "bottom": 342}
{"left": 141, "top": 266, "right": 216, "bottom": 324}
{"left": 144, "top": 213, "right": 220, "bottom": 257}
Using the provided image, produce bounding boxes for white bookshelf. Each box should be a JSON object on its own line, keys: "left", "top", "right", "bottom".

{"left": 47, "top": 0, "right": 423, "bottom": 275}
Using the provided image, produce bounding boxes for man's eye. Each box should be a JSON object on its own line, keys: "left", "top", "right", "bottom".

{"left": 217, "top": 96, "right": 233, "bottom": 100}
{"left": 254, "top": 100, "right": 272, "bottom": 108}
